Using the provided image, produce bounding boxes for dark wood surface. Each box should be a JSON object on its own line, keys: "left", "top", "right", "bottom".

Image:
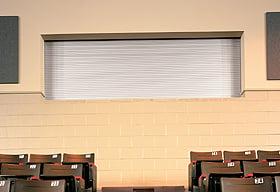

{"left": 102, "top": 186, "right": 185, "bottom": 192}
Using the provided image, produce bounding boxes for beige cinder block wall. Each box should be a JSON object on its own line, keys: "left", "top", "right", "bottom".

{"left": 1, "top": 0, "right": 280, "bottom": 189}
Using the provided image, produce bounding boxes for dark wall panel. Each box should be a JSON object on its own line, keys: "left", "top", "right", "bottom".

{"left": 267, "top": 12, "right": 280, "bottom": 80}
{"left": 0, "top": 16, "right": 18, "bottom": 84}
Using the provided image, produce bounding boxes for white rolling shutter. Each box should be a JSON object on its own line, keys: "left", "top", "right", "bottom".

{"left": 44, "top": 38, "right": 240, "bottom": 100}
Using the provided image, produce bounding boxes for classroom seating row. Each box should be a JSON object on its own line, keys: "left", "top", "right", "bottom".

{"left": 0, "top": 153, "right": 96, "bottom": 192}
{"left": 189, "top": 150, "right": 280, "bottom": 192}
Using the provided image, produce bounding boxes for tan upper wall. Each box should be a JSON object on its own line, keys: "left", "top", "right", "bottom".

{"left": 1, "top": 0, "right": 280, "bottom": 93}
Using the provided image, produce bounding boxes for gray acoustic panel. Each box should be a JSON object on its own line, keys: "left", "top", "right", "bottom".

{"left": 0, "top": 16, "right": 18, "bottom": 84}
{"left": 267, "top": 12, "right": 280, "bottom": 80}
